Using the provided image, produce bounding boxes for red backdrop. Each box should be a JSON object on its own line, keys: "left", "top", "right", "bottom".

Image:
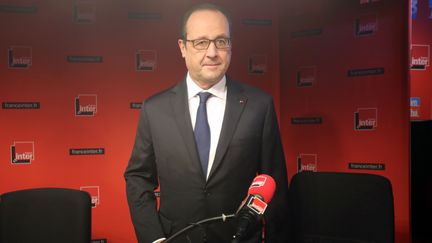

{"left": 0, "top": 0, "right": 281, "bottom": 242}
{"left": 279, "top": 0, "right": 410, "bottom": 242}
{"left": 1, "top": 0, "right": 410, "bottom": 242}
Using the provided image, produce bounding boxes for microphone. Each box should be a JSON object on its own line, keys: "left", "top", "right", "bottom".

{"left": 232, "top": 174, "right": 276, "bottom": 242}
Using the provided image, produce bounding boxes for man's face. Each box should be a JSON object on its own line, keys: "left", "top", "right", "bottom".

{"left": 178, "top": 10, "right": 231, "bottom": 89}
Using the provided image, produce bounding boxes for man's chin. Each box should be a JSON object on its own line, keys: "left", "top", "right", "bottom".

{"left": 206, "top": 79, "right": 223, "bottom": 86}
{"left": 201, "top": 74, "right": 224, "bottom": 84}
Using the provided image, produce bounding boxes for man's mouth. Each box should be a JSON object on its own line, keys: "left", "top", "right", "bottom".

{"left": 203, "top": 63, "right": 220, "bottom": 67}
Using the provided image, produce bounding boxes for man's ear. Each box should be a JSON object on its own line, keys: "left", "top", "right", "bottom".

{"left": 178, "top": 39, "right": 186, "bottom": 58}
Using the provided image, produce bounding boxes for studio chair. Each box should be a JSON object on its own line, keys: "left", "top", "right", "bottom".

{"left": 289, "top": 172, "right": 394, "bottom": 243}
{"left": 0, "top": 188, "right": 92, "bottom": 243}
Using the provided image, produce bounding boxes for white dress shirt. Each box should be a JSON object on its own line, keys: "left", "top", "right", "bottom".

{"left": 187, "top": 73, "right": 227, "bottom": 179}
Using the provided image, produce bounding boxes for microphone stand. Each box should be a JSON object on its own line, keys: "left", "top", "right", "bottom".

{"left": 164, "top": 213, "right": 235, "bottom": 243}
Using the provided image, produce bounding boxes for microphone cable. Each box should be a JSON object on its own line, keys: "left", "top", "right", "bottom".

{"left": 164, "top": 213, "right": 235, "bottom": 243}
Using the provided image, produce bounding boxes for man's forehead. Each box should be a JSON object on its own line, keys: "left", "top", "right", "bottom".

{"left": 186, "top": 10, "right": 230, "bottom": 37}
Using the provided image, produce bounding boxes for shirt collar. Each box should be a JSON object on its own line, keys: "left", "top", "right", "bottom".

{"left": 186, "top": 73, "right": 227, "bottom": 100}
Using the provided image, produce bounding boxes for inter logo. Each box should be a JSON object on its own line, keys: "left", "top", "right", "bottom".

{"left": 73, "top": 1, "right": 95, "bottom": 23}
{"left": 250, "top": 175, "right": 267, "bottom": 188}
{"left": 75, "top": 94, "right": 97, "bottom": 116}
{"left": 411, "top": 44, "right": 430, "bottom": 70}
{"left": 10, "top": 141, "right": 35, "bottom": 164}
{"left": 248, "top": 55, "right": 267, "bottom": 74}
{"left": 354, "top": 108, "right": 378, "bottom": 131}
{"left": 8, "top": 46, "right": 32, "bottom": 69}
{"left": 80, "top": 186, "right": 100, "bottom": 208}
{"left": 355, "top": 13, "right": 378, "bottom": 36}
{"left": 297, "top": 154, "right": 317, "bottom": 172}
{"left": 136, "top": 50, "right": 157, "bottom": 71}
{"left": 247, "top": 196, "right": 267, "bottom": 215}
{"left": 296, "top": 66, "right": 316, "bottom": 87}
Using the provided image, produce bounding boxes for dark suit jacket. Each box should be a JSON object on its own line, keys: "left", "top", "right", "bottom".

{"left": 125, "top": 78, "right": 289, "bottom": 243}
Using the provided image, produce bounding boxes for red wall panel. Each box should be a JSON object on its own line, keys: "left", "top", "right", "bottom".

{"left": 279, "top": 0, "right": 410, "bottom": 242}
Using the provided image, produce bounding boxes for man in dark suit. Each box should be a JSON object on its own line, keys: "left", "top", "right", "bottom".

{"left": 124, "top": 3, "right": 289, "bottom": 243}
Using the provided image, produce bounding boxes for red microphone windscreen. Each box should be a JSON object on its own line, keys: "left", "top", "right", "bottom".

{"left": 247, "top": 174, "right": 276, "bottom": 203}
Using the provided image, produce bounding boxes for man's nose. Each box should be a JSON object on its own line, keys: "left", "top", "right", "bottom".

{"left": 206, "top": 41, "right": 218, "bottom": 57}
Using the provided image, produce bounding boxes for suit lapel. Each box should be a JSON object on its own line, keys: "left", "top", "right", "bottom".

{"left": 208, "top": 79, "right": 247, "bottom": 180}
{"left": 169, "top": 80, "right": 206, "bottom": 181}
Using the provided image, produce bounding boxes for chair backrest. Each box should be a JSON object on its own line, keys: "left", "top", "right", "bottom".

{"left": 289, "top": 172, "right": 394, "bottom": 243}
{"left": 0, "top": 188, "right": 92, "bottom": 243}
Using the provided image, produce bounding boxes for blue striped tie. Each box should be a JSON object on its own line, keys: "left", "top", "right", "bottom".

{"left": 194, "top": 92, "right": 212, "bottom": 176}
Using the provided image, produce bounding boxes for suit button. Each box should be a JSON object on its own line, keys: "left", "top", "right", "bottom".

{"left": 204, "top": 190, "right": 210, "bottom": 197}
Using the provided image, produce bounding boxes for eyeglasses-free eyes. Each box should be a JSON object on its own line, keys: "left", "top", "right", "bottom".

{"left": 185, "top": 38, "right": 231, "bottom": 50}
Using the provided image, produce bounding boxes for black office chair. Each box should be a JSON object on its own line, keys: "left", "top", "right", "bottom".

{"left": 289, "top": 172, "right": 394, "bottom": 243}
{"left": 0, "top": 187, "right": 92, "bottom": 243}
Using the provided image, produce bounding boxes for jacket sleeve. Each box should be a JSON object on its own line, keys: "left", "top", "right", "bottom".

{"left": 260, "top": 98, "right": 290, "bottom": 243}
{"left": 124, "top": 102, "right": 165, "bottom": 243}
